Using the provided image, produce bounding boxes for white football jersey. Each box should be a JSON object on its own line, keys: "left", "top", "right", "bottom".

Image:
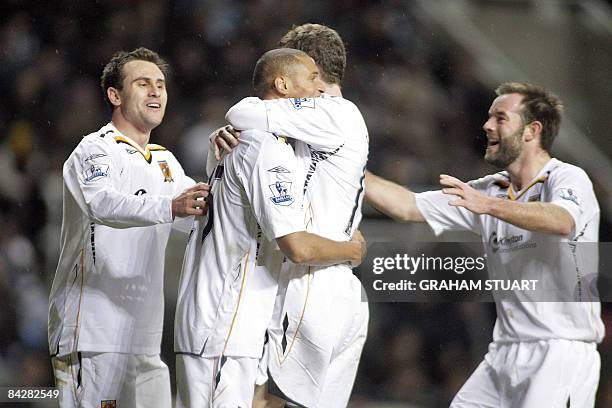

{"left": 174, "top": 129, "right": 305, "bottom": 358}
{"left": 226, "top": 95, "right": 370, "bottom": 406}
{"left": 48, "top": 123, "right": 194, "bottom": 356}
{"left": 227, "top": 95, "right": 369, "bottom": 240}
{"left": 416, "top": 158, "right": 604, "bottom": 343}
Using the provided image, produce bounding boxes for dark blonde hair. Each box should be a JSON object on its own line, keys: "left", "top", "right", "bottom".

{"left": 279, "top": 23, "right": 346, "bottom": 85}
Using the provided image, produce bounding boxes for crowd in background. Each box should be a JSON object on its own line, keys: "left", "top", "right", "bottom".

{"left": 1, "top": 1, "right": 611, "bottom": 406}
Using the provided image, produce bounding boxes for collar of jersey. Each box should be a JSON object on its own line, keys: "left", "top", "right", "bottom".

{"left": 507, "top": 158, "right": 557, "bottom": 201}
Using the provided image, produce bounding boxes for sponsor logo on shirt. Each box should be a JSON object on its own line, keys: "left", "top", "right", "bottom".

{"left": 560, "top": 188, "right": 581, "bottom": 206}
{"left": 125, "top": 148, "right": 138, "bottom": 154}
{"left": 269, "top": 181, "right": 294, "bottom": 206}
{"left": 158, "top": 160, "right": 174, "bottom": 182}
{"left": 488, "top": 232, "right": 535, "bottom": 253}
{"left": 83, "top": 163, "right": 109, "bottom": 183}
{"left": 290, "top": 97, "right": 315, "bottom": 110}
{"left": 101, "top": 401, "right": 116, "bottom": 408}
{"left": 268, "top": 166, "right": 291, "bottom": 173}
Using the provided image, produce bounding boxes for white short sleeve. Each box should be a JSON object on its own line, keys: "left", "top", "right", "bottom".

{"left": 547, "top": 165, "right": 598, "bottom": 237}
{"left": 241, "top": 137, "right": 305, "bottom": 240}
{"left": 415, "top": 190, "right": 480, "bottom": 236}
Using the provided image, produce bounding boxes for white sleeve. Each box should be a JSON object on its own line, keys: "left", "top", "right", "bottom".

{"left": 240, "top": 138, "right": 305, "bottom": 241}
{"left": 547, "top": 165, "right": 599, "bottom": 237}
{"left": 64, "top": 138, "right": 173, "bottom": 228}
{"left": 225, "top": 97, "right": 269, "bottom": 132}
{"left": 226, "top": 96, "right": 346, "bottom": 151}
{"left": 415, "top": 190, "right": 480, "bottom": 236}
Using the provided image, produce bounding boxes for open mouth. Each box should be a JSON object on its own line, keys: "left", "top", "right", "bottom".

{"left": 146, "top": 103, "right": 161, "bottom": 109}
{"left": 487, "top": 140, "right": 500, "bottom": 148}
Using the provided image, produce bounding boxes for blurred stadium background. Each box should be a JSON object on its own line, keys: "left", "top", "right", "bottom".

{"left": 1, "top": 0, "right": 611, "bottom": 406}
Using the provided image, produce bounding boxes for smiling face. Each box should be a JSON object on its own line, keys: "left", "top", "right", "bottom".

{"left": 111, "top": 60, "right": 167, "bottom": 132}
{"left": 482, "top": 93, "right": 526, "bottom": 169}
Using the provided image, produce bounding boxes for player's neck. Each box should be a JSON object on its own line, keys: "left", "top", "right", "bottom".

{"left": 506, "top": 151, "right": 552, "bottom": 191}
{"left": 111, "top": 114, "right": 152, "bottom": 149}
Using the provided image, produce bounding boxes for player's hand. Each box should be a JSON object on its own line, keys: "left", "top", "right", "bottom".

{"left": 210, "top": 125, "right": 241, "bottom": 161}
{"left": 172, "top": 183, "right": 210, "bottom": 218}
{"left": 349, "top": 229, "right": 367, "bottom": 268}
{"left": 440, "top": 174, "right": 492, "bottom": 215}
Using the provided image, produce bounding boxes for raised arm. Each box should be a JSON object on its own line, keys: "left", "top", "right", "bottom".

{"left": 365, "top": 171, "right": 425, "bottom": 223}
{"left": 440, "top": 174, "right": 574, "bottom": 236}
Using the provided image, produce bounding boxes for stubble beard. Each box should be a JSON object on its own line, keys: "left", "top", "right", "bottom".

{"left": 484, "top": 127, "right": 524, "bottom": 169}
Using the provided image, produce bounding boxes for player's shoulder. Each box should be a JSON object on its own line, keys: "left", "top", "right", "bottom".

{"left": 236, "top": 129, "right": 293, "bottom": 166}
{"left": 70, "top": 123, "right": 120, "bottom": 159}
{"left": 546, "top": 158, "right": 591, "bottom": 182}
{"left": 467, "top": 171, "right": 511, "bottom": 193}
{"left": 79, "top": 123, "right": 118, "bottom": 146}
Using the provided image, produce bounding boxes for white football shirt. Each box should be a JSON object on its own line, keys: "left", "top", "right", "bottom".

{"left": 226, "top": 95, "right": 369, "bottom": 241}
{"left": 226, "top": 95, "right": 370, "bottom": 406}
{"left": 174, "top": 129, "right": 305, "bottom": 358}
{"left": 48, "top": 123, "right": 194, "bottom": 356}
{"left": 416, "top": 158, "right": 604, "bottom": 343}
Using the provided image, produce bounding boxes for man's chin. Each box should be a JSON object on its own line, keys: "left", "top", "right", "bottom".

{"left": 485, "top": 154, "right": 508, "bottom": 169}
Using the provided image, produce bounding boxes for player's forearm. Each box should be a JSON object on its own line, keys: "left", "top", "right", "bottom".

{"left": 86, "top": 188, "right": 173, "bottom": 227}
{"left": 365, "top": 171, "right": 425, "bottom": 223}
{"left": 277, "top": 231, "right": 362, "bottom": 266}
{"left": 486, "top": 199, "right": 574, "bottom": 236}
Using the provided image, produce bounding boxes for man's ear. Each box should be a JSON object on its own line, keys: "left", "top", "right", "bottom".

{"left": 524, "top": 120, "right": 542, "bottom": 143}
{"left": 107, "top": 87, "right": 121, "bottom": 107}
{"left": 273, "top": 76, "right": 289, "bottom": 96}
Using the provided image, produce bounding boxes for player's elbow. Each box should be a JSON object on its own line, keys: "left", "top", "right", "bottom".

{"left": 553, "top": 209, "right": 576, "bottom": 237}
{"left": 224, "top": 107, "right": 241, "bottom": 129}
{"left": 283, "top": 246, "right": 312, "bottom": 264}
{"left": 556, "top": 220, "right": 575, "bottom": 237}
{"left": 225, "top": 106, "right": 254, "bottom": 131}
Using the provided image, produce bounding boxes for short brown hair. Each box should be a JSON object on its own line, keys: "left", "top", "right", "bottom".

{"left": 100, "top": 47, "right": 170, "bottom": 109}
{"left": 279, "top": 23, "right": 346, "bottom": 85}
{"left": 252, "top": 48, "right": 311, "bottom": 97}
{"left": 496, "top": 82, "right": 563, "bottom": 152}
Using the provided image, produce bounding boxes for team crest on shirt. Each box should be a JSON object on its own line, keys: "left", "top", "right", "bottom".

{"left": 158, "top": 160, "right": 174, "bottom": 182}
{"left": 101, "top": 401, "right": 116, "bottom": 408}
{"left": 269, "top": 181, "right": 294, "bottom": 206}
{"left": 290, "top": 97, "right": 315, "bottom": 110}
{"left": 560, "top": 188, "right": 581, "bottom": 206}
{"left": 83, "top": 163, "right": 109, "bottom": 183}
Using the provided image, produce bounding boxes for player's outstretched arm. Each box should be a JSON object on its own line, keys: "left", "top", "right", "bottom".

{"left": 171, "top": 183, "right": 210, "bottom": 218}
{"left": 365, "top": 170, "right": 425, "bottom": 223}
{"left": 440, "top": 174, "right": 574, "bottom": 236}
{"left": 276, "top": 229, "right": 366, "bottom": 268}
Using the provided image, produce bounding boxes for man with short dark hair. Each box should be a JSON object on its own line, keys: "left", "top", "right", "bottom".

{"left": 366, "top": 82, "right": 603, "bottom": 407}
{"left": 48, "top": 47, "right": 208, "bottom": 408}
